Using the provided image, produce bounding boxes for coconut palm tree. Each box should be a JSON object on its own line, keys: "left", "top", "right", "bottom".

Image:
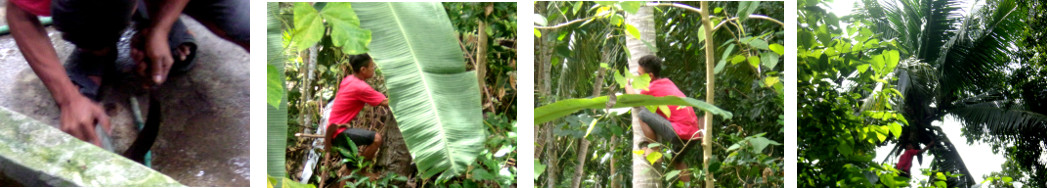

{"left": 857, "top": 0, "right": 1047, "bottom": 185}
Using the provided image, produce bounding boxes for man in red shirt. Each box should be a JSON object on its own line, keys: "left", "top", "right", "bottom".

{"left": 626, "top": 55, "right": 704, "bottom": 182}
{"left": 896, "top": 142, "right": 932, "bottom": 178}
{"left": 324, "top": 54, "right": 387, "bottom": 162}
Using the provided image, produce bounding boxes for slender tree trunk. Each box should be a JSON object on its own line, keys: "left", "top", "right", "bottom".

{"left": 609, "top": 135, "right": 619, "bottom": 188}
{"left": 571, "top": 50, "right": 609, "bottom": 188}
{"left": 476, "top": 18, "right": 489, "bottom": 110}
{"left": 699, "top": 2, "right": 716, "bottom": 187}
{"left": 626, "top": 6, "right": 658, "bottom": 188}
{"left": 537, "top": 3, "right": 560, "bottom": 187}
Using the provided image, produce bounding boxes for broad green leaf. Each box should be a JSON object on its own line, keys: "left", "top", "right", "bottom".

{"left": 761, "top": 51, "right": 779, "bottom": 69}
{"left": 750, "top": 136, "right": 780, "bottom": 153}
{"left": 856, "top": 64, "right": 871, "bottom": 74}
{"left": 883, "top": 50, "right": 900, "bottom": 71}
{"left": 266, "top": 3, "right": 289, "bottom": 178}
{"left": 614, "top": 70, "right": 627, "bottom": 88}
{"left": 715, "top": 44, "right": 735, "bottom": 74}
{"left": 731, "top": 55, "right": 746, "bottom": 64}
{"left": 292, "top": 2, "right": 324, "bottom": 50}
{"left": 321, "top": 3, "right": 371, "bottom": 55}
{"left": 763, "top": 76, "right": 780, "bottom": 88}
{"left": 631, "top": 73, "right": 652, "bottom": 91}
{"left": 267, "top": 65, "right": 284, "bottom": 108}
{"left": 625, "top": 23, "right": 642, "bottom": 39}
{"left": 535, "top": 28, "right": 541, "bottom": 38}
{"left": 572, "top": 2, "right": 583, "bottom": 15}
{"left": 534, "top": 160, "right": 546, "bottom": 180}
{"left": 837, "top": 140, "right": 852, "bottom": 156}
{"left": 769, "top": 43, "right": 784, "bottom": 55}
{"left": 737, "top": 1, "right": 760, "bottom": 21}
{"left": 749, "top": 38, "right": 770, "bottom": 50}
{"left": 889, "top": 122, "right": 902, "bottom": 139}
{"left": 665, "top": 170, "right": 682, "bottom": 181}
{"left": 355, "top": 2, "right": 485, "bottom": 179}
{"left": 747, "top": 56, "right": 761, "bottom": 69}
{"left": 714, "top": 7, "right": 722, "bottom": 14}
{"left": 620, "top": 1, "right": 644, "bottom": 14}
{"left": 534, "top": 94, "right": 733, "bottom": 124}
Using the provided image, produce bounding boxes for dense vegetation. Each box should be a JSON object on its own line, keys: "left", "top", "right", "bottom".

{"left": 798, "top": 0, "right": 1047, "bottom": 187}
{"left": 267, "top": 2, "right": 517, "bottom": 187}
{"left": 534, "top": 1, "right": 784, "bottom": 187}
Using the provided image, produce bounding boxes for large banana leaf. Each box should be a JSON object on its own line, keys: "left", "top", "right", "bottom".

{"left": 353, "top": 2, "right": 485, "bottom": 179}
{"left": 534, "top": 94, "right": 733, "bottom": 124}
{"left": 266, "top": 2, "right": 289, "bottom": 178}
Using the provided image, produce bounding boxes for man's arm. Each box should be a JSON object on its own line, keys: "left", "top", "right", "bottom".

{"left": 8, "top": 1, "right": 111, "bottom": 146}
{"left": 142, "top": 0, "right": 190, "bottom": 86}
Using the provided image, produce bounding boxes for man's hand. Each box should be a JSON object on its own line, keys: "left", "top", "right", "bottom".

{"left": 135, "top": 28, "right": 174, "bottom": 87}
{"left": 59, "top": 95, "right": 112, "bottom": 147}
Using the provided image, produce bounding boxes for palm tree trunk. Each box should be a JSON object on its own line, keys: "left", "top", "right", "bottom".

{"left": 626, "top": 6, "right": 658, "bottom": 188}
{"left": 699, "top": 2, "right": 716, "bottom": 187}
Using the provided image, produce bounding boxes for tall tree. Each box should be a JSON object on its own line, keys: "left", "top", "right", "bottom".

{"left": 626, "top": 6, "right": 659, "bottom": 188}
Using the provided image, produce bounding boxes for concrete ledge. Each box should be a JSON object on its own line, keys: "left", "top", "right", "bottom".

{"left": 0, "top": 106, "right": 183, "bottom": 186}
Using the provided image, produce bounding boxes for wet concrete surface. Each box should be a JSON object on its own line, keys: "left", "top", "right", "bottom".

{"left": 0, "top": 3, "right": 250, "bottom": 186}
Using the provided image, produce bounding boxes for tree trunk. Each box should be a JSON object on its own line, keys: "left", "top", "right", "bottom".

{"left": 571, "top": 51, "right": 608, "bottom": 188}
{"left": 626, "top": 6, "right": 659, "bottom": 188}
{"left": 699, "top": 2, "right": 716, "bottom": 187}
{"left": 536, "top": 3, "right": 559, "bottom": 187}
{"left": 476, "top": 18, "right": 489, "bottom": 111}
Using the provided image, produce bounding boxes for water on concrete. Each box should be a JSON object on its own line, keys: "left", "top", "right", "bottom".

{"left": 0, "top": 4, "right": 250, "bottom": 186}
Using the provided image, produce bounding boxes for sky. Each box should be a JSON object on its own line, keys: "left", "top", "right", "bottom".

{"left": 821, "top": 0, "right": 1010, "bottom": 186}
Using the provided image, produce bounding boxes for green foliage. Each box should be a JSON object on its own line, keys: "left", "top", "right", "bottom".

{"left": 291, "top": 2, "right": 371, "bottom": 54}
{"left": 534, "top": 94, "right": 733, "bottom": 125}
{"left": 353, "top": 2, "right": 485, "bottom": 179}
{"left": 535, "top": 1, "right": 783, "bottom": 187}
{"left": 267, "top": 2, "right": 290, "bottom": 178}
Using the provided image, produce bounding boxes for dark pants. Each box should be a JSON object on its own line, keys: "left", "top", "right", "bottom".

{"left": 333, "top": 128, "right": 377, "bottom": 148}
{"left": 638, "top": 109, "right": 702, "bottom": 163}
{"left": 51, "top": 0, "right": 249, "bottom": 50}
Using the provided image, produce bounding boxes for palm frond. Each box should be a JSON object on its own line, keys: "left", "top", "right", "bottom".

{"left": 949, "top": 101, "right": 1047, "bottom": 137}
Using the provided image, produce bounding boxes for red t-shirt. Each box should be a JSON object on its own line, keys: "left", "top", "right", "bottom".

{"left": 10, "top": 0, "right": 51, "bottom": 16}
{"left": 641, "top": 78, "right": 702, "bottom": 140}
{"left": 896, "top": 148, "right": 919, "bottom": 173}
{"left": 328, "top": 75, "right": 386, "bottom": 136}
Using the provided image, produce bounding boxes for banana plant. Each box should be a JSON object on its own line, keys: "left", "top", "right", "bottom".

{"left": 354, "top": 2, "right": 486, "bottom": 179}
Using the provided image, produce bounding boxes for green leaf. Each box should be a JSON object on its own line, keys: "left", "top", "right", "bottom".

{"left": 583, "top": 118, "right": 598, "bottom": 138}
{"left": 731, "top": 55, "right": 746, "bottom": 64}
{"left": 620, "top": 1, "right": 644, "bottom": 14}
{"left": 749, "top": 38, "right": 770, "bottom": 50}
{"left": 266, "top": 3, "right": 289, "bottom": 178}
{"left": 292, "top": 2, "right": 324, "bottom": 50}
{"left": 665, "top": 170, "right": 682, "bottom": 181}
{"left": 837, "top": 140, "right": 852, "bottom": 156}
{"left": 267, "top": 65, "right": 284, "bottom": 108}
{"left": 769, "top": 43, "right": 784, "bottom": 55}
{"left": 355, "top": 2, "right": 485, "bottom": 179}
{"left": 320, "top": 2, "right": 373, "bottom": 55}
{"left": 645, "top": 151, "right": 662, "bottom": 165}
{"left": 535, "top": 28, "right": 541, "bottom": 38}
{"left": 747, "top": 56, "right": 761, "bottom": 69}
{"left": 657, "top": 105, "right": 672, "bottom": 119}
{"left": 750, "top": 136, "right": 780, "bottom": 152}
{"left": 889, "top": 122, "right": 902, "bottom": 139}
{"left": 534, "top": 94, "right": 733, "bottom": 124}
{"left": 697, "top": 26, "right": 706, "bottom": 44}
{"left": 714, "top": 7, "right": 722, "bottom": 14}
{"left": 534, "top": 160, "right": 546, "bottom": 180}
{"left": 763, "top": 76, "right": 780, "bottom": 88}
{"left": 737, "top": 1, "right": 760, "bottom": 21}
{"left": 625, "top": 23, "right": 642, "bottom": 39}
{"left": 761, "top": 51, "right": 780, "bottom": 70}
{"left": 856, "top": 64, "right": 871, "bottom": 74}
{"left": 715, "top": 44, "right": 734, "bottom": 74}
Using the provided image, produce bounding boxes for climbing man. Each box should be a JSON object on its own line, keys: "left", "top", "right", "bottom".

{"left": 625, "top": 55, "right": 705, "bottom": 182}
{"left": 896, "top": 141, "right": 933, "bottom": 178}
{"left": 324, "top": 54, "right": 387, "bottom": 175}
